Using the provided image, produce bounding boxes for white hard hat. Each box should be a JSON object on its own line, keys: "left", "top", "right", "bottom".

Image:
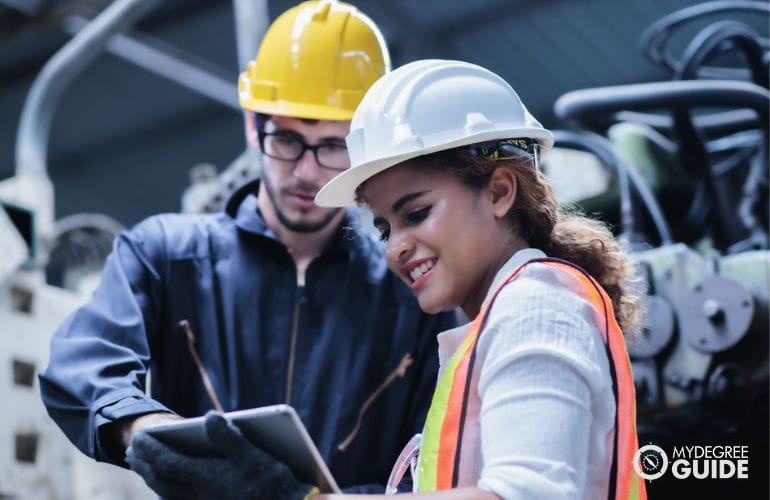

{"left": 315, "top": 59, "right": 554, "bottom": 207}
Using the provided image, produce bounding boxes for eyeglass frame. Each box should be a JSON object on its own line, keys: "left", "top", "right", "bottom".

{"left": 257, "top": 131, "right": 350, "bottom": 171}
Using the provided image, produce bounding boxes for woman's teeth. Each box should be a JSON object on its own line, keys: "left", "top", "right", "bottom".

{"left": 410, "top": 259, "right": 436, "bottom": 282}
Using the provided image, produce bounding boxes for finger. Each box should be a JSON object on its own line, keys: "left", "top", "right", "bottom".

{"left": 203, "top": 411, "right": 258, "bottom": 461}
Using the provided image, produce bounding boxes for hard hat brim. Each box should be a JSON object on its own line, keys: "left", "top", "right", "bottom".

{"left": 239, "top": 98, "right": 355, "bottom": 122}
{"left": 315, "top": 127, "right": 554, "bottom": 208}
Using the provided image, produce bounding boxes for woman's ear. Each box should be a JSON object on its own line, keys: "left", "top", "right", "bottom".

{"left": 487, "top": 166, "right": 517, "bottom": 218}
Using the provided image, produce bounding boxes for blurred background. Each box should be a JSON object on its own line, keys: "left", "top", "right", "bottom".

{"left": 0, "top": 0, "right": 763, "bottom": 225}
{"left": 0, "top": 0, "right": 767, "bottom": 498}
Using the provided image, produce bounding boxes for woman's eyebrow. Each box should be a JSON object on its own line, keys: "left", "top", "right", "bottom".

{"left": 372, "top": 190, "right": 430, "bottom": 227}
{"left": 392, "top": 190, "right": 429, "bottom": 213}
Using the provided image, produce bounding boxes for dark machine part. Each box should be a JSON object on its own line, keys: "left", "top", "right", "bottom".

{"left": 44, "top": 213, "right": 124, "bottom": 292}
{"left": 670, "top": 18, "right": 768, "bottom": 249}
{"left": 677, "top": 275, "right": 754, "bottom": 354}
{"left": 554, "top": 0, "right": 769, "bottom": 255}
{"left": 638, "top": 1, "right": 770, "bottom": 80}
{"left": 553, "top": 79, "right": 769, "bottom": 251}
{"left": 629, "top": 295, "right": 676, "bottom": 359}
{"left": 632, "top": 358, "right": 665, "bottom": 410}
{"left": 629, "top": 246, "right": 769, "bottom": 499}
{"left": 631, "top": 246, "right": 768, "bottom": 404}
{"left": 553, "top": 130, "right": 673, "bottom": 248}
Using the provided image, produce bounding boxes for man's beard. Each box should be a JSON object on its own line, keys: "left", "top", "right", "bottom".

{"left": 263, "top": 174, "right": 341, "bottom": 233}
{"left": 274, "top": 204, "right": 340, "bottom": 233}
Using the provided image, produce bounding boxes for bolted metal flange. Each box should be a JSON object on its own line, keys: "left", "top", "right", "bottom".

{"left": 676, "top": 276, "right": 755, "bottom": 354}
{"left": 627, "top": 295, "right": 675, "bottom": 358}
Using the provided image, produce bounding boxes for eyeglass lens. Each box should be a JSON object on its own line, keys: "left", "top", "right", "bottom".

{"left": 263, "top": 134, "right": 349, "bottom": 170}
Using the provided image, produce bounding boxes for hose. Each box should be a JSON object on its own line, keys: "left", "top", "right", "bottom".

{"left": 553, "top": 129, "right": 673, "bottom": 246}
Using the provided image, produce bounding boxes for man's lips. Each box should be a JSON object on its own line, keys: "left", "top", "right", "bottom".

{"left": 286, "top": 191, "right": 317, "bottom": 208}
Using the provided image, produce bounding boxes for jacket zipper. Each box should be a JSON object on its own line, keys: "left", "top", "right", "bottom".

{"left": 284, "top": 290, "right": 302, "bottom": 405}
{"left": 337, "top": 352, "right": 414, "bottom": 452}
{"left": 285, "top": 263, "right": 307, "bottom": 405}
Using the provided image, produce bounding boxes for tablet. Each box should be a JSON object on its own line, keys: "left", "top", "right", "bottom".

{"left": 142, "top": 404, "right": 340, "bottom": 493}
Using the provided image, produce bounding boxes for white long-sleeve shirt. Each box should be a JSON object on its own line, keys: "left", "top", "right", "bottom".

{"left": 435, "top": 248, "right": 615, "bottom": 499}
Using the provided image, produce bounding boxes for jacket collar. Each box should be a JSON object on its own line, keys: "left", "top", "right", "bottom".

{"left": 224, "top": 179, "right": 362, "bottom": 258}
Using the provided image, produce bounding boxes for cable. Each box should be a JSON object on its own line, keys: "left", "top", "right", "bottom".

{"left": 671, "top": 20, "right": 769, "bottom": 246}
{"left": 553, "top": 129, "right": 673, "bottom": 246}
{"left": 677, "top": 20, "right": 768, "bottom": 87}
{"left": 639, "top": 0, "right": 769, "bottom": 77}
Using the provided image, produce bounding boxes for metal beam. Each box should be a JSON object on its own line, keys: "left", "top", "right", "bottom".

{"left": 0, "top": 0, "right": 45, "bottom": 16}
{"left": 64, "top": 15, "right": 240, "bottom": 111}
{"left": 232, "top": 0, "right": 269, "bottom": 71}
{"left": 15, "top": 0, "right": 159, "bottom": 178}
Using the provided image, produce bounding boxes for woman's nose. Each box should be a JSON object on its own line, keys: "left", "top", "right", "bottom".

{"left": 386, "top": 231, "right": 414, "bottom": 265}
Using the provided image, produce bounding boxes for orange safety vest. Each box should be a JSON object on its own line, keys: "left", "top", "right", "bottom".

{"left": 417, "top": 258, "right": 646, "bottom": 499}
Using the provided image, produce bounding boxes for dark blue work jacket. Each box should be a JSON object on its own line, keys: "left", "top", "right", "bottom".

{"left": 39, "top": 181, "right": 456, "bottom": 490}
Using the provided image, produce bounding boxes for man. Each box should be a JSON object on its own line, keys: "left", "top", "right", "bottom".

{"left": 39, "top": 0, "right": 455, "bottom": 495}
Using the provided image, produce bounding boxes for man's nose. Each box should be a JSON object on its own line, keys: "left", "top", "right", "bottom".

{"left": 292, "top": 148, "right": 323, "bottom": 181}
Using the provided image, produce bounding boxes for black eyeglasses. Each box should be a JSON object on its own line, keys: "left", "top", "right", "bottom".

{"left": 258, "top": 132, "right": 350, "bottom": 171}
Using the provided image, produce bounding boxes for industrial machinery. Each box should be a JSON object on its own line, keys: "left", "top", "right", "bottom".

{"left": 551, "top": 2, "right": 769, "bottom": 497}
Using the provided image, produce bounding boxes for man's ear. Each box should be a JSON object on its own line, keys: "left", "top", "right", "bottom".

{"left": 487, "top": 166, "right": 517, "bottom": 218}
{"left": 245, "top": 112, "right": 259, "bottom": 147}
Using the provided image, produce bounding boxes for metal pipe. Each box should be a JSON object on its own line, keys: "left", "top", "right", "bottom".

{"left": 15, "top": 0, "right": 158, "bottom": 178}
{"left": 232, "top": 0, "right": 269, "bottom": 72}
{"left": 64, "top": 15, "right": 239, "bottom": 110}
{"left": 554, "top": 80, "right": 770, "bottom": 129}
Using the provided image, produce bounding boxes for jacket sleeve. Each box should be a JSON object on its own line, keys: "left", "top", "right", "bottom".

{"left": 39, "top": 217, "right": 173, "bottom": 465}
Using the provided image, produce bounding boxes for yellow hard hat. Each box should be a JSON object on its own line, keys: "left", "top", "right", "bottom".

{"left": 238, "top": 0, "right": 390, "bottom": 121}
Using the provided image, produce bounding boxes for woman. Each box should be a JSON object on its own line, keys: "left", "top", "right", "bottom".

{"left": 313, "top": 59, "right": 647, "bottom": 499}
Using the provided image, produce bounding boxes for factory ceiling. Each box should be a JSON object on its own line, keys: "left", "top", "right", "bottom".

{"left": 0, "top": 0, "right": 765, "bottom": 226}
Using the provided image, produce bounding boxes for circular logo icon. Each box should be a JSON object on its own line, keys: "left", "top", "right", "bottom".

{"left": 633, "top": 444, "right": 669, "bottom": 480}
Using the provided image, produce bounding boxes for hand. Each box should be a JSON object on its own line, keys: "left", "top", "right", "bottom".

{"left": 125, "top": 410, "right": 314, "bottom": 500}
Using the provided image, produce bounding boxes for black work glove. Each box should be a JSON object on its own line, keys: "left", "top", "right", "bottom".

{"left": 125, "top": 410, "right": 314, "bottom": 500}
